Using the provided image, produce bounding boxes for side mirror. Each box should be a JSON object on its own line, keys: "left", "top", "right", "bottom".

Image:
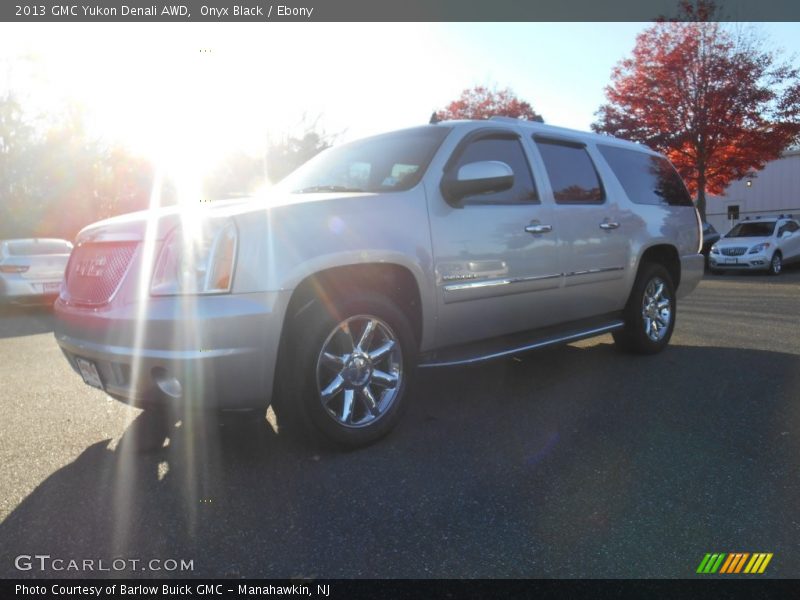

{"left": 441, "top": 161, "right": 514, "bottom": 205}
{"left": 781, "top": 230, "right": 792, "bottom": 239}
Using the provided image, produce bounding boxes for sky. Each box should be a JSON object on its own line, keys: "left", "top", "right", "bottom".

{"left": 1, "top": 21, "right": 799, "bottom": 178}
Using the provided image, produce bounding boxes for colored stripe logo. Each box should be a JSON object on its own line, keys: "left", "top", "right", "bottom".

{"left": 696, "top": 553, "right": 773, "bottom": 574}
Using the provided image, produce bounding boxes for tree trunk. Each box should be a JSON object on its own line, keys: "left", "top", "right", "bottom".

{"left": 696, "top": 186, "right": 707, "bottom": 222}
{"left": 696, "top": 165, "right": 707, "bottom": 222}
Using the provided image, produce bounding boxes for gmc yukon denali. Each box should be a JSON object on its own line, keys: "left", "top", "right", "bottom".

{"left": 54, "top": 118, "right": 704, "bottom": 448}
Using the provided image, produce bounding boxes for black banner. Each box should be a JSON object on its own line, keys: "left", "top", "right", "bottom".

{"left": 2, "top": 579, "right": 798, "bottom": 600}
{"left": 2, "top": 0, "right": 800, "bottom": 22}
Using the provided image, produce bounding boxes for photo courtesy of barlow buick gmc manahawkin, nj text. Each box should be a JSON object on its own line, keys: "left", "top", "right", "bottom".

{"left": 53, "top": 118, "right": 704, "bottom": 449}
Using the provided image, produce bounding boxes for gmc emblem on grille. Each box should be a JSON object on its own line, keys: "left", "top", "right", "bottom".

{"left": 74, "top": 256, "right": 107, "bottom": 277}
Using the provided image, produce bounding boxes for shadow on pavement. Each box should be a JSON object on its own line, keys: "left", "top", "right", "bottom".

{"left": 0, "top": 304, "right": 56, "bottom": 339}
{"left": 1, "top": 343, "right": 799, "bottom": 578}
{"left": 705, "top": 260, "right": 800, "bottom": 284}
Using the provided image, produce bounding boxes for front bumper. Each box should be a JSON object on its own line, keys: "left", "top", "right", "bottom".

{"left": 54, "top": 291, "right": 291, "bottom": 410}
{"left": 678, "top": 253, "right": 704, "bottom": 299}
{"left": 709, "top": 253, "right": 770, "bottom": 271}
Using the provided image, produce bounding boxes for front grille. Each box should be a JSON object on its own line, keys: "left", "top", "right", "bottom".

{"left": 721, "top": 247, "right": 747, "bottom": 256}
{"left": 64, "top": 242, "right": 138, "bottom": 305}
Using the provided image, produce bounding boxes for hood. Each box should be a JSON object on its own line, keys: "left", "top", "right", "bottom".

{"left": 716, "top": 234, "right": 772, "bottom": 248}
{"left": 75, "top": 191, "right": 372, "bottom": 244}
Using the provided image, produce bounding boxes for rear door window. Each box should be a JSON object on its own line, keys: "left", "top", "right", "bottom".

{"left": 535, "top": 139, "right": 604, "bottom": 204}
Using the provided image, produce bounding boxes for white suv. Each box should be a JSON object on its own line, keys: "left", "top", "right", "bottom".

{"left": 709, "top": 215, "right": 800, "bottom": 275}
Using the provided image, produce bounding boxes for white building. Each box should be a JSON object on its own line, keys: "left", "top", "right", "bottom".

{"left": 706, "top": 149, "right": 800, "bottom": 234}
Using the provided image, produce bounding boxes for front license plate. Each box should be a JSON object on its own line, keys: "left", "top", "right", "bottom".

{"left": 724, "top": 258, "right": 738, "bottom": 264}
{"left": 76, "top": 358, "right": 104, "bottom": 390}
{"left": 43, "top": 282, "right": 61, "bottom": 292}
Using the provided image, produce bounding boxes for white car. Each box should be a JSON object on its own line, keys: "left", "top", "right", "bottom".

{"left": 709, "top": 216, "right": 800, "bottom": 275}
{"left": 0, "top": 238, "right": 73, "bottom": 305}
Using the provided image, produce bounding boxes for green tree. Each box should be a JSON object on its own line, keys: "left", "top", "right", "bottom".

{"left": 0, "top": 93, "right": 40, "bottom": 238}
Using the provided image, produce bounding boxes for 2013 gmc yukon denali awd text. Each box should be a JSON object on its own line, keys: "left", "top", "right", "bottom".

{"left": 54, "top": 118, "right": 704, "bottom": 448}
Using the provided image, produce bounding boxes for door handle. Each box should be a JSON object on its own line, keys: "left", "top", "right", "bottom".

{"left": 525, "top": 224, "right": 553, "bottom": 234}
{"left": 599, "top": 221, "right": 620, "bottom": 230}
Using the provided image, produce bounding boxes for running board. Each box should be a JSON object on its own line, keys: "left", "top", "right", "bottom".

{"left": 418, "top": 317, "right": 625, "bottom": 368}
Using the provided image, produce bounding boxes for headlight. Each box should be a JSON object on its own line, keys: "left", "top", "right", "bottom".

{"left": 151, "top": 219, "right": 238, "bottom": 296}
{"left": 748, "top": 242, "right": 770, "bottom": 254}
{"left": 710, "top": 244, "right": 719, "bottom": 254}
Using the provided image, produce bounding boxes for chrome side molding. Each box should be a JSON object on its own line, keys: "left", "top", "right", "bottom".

{"left": 443, "top": 272, "right": 562, "bottom": 293}
{"left": 564, "top": 266, "right": 625, "bottom": 277}
{"left": 442, "top": 267, "right": 624, "bottom": 293}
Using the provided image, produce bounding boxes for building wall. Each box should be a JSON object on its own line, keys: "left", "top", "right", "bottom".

{"left": 706, "top": 151, "right": 800, "bottom": 234}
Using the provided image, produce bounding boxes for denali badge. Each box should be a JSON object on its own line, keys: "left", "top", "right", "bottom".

{"left": 74, "top": 256, "right": 107, "bottom": 277}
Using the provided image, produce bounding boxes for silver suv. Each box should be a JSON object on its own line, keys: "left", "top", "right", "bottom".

{"left": 54, "top": 119, "right": 704, "bottom": 447}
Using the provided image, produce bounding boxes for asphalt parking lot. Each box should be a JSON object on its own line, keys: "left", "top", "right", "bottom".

{"left": 1, "top": 268, "right": 799, "bottom": 579}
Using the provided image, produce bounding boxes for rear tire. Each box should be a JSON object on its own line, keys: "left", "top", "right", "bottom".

{"left": 613, "top": 263, "right": 676, "bottom": 355}
{"left": 273, "top": 292, "right": 416, "bottom": 449}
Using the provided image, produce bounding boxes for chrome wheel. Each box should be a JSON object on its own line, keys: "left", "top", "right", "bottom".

{"left": 316, "top": 315, "right": 403, "bottom": 428}
{"left": 770, "top": 253, "right": 782, "bottom": 275}
{"left": 641, "top": 276, "right": 672, "bottom": 342}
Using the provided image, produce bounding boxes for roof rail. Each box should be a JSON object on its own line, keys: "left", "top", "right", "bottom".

{"left": 489, "top": 116, "right": 523, "bottom": 123}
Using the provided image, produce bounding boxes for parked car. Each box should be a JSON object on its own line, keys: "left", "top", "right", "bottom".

{"left": 0, "top": 238, "right": 73, "bottom": 305}
{"left": 709, "top": 215, "right": 800, "bottom": 275}
{"left": 53, "top": 119, "right": 703, "bottom": 448}
{"left": 701, "top": 222, "right": 720, "bottom": 257}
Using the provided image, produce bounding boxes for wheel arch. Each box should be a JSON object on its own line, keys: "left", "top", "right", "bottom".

{"left": 635, "top": 243, "right": 681, "bottom": 290}
{"left": 282, "top": 262, "right": 425, "bottom": 347}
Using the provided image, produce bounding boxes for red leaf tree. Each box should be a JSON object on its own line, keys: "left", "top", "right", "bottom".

{"left": 593, "top": 6, "right": 800, "bottom": 219}
{"left": 435, "top": 85, "right": 542, "bottom": 122}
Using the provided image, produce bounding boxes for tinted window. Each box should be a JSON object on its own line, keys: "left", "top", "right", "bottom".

{"left": 726, "top": 222, "right": 776, "bottom": 238}
{"left": 6, "top": 240, "right": 72, "bottom": 255}
{"left": 279, "top": 126, "right": 451, "bottom": 194}
{"left": 535, "top": 140, "right": 604, "bottom": 204}
{"left": 598, "top": 145, "right": 693, "bottom": 207}
{"left": 452, "top": 135, "right": 537, "bottom": 204}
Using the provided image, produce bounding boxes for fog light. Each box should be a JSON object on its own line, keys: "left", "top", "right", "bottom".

{"left": 152, "top": 368, "right": 183, "bottom": 398}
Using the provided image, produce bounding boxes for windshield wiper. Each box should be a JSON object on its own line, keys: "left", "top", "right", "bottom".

{"left": 294, "top": 185, "right": 364, "bottom": 194}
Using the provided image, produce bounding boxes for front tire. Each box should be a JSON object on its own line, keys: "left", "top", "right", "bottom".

{"left": 769, "top": 252, "right": 782, "bottom": 276}
{"left": 613, "top": 263, "right": 676, "bottom": 355}
{"left": 274, "top": 292, "right": 416, "bottom": 448}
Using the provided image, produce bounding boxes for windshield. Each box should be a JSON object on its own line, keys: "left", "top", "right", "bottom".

{"left": 278, "top": 126, "right": 452, "bottom": 194}
{"left": 726, "top": 222, "right": 776, "bottom": 238}
{"left": 4, "top": 240, "right": 73, "bottom": 256}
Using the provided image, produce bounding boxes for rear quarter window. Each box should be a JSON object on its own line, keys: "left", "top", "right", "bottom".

{"left": 598, "top": 145, "right": 693, "bottom": 207}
